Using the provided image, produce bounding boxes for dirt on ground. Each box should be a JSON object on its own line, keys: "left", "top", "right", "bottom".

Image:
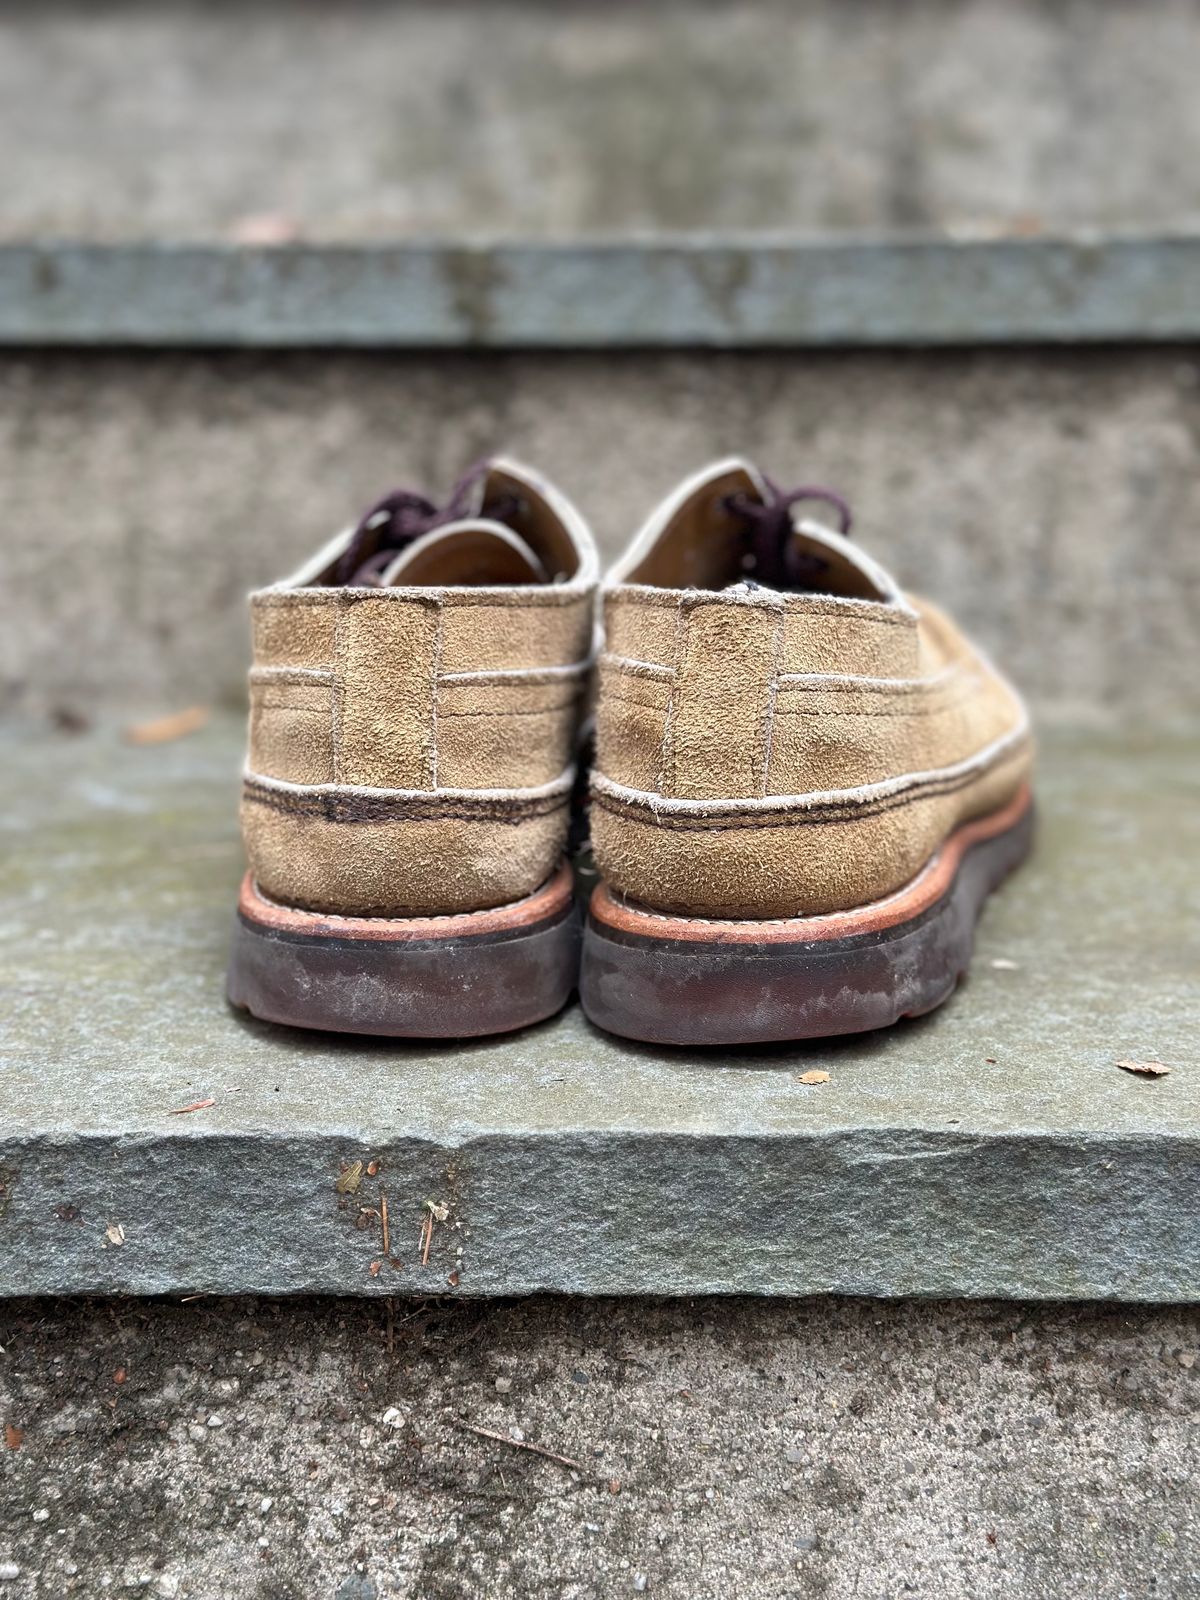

{"left": 0, "top": 1295, "right": 1198, "bottom": 1599}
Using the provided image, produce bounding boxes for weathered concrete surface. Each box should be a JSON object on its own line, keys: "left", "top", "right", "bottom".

{"left": 10, "top": 236, "right": 1200, "bottom": 348}
{"left": 5, "top": 0, "right": 1200, "bottom": 240}
{"left": 3, "top": 348, "right": 1200, "bottom": 721}
{"left": 1, "top": 719, "right": 1196, "bottom": 1300}
{"left": 0, "top": 1293, "right": 1198, "bottom": 1599}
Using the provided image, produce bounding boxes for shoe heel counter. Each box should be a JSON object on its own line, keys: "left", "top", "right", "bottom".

{"left": 598, "top": 593, "right": 785, "bottom": 798}
{"left": 239, "top": 782, "right": 570, "bottom": 917}
{"left": 594, "top": 592, "right": 785, "bottom": 912}
{"left": 243, "top": 590, "right": 578, "bottom": 915}
{"left": 243, "top": 589, "right": 440, "bottom": 913}
{"left": 592, "top": 591, "right": 976, "bottom": 918}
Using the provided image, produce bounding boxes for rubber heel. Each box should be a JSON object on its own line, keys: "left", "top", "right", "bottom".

{"left": 228, "top": 861, "right": 579, "bottom": 1038}
{"left": 580, "top": 791, "right": 1034, "bottom": 1047}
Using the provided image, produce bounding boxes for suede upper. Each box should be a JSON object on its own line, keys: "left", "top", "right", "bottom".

{"left": 240, "top": 458, "right": 598, "bottom": 916}
{"left": 591, "top": 459, "right": 1033, "bottom": 919}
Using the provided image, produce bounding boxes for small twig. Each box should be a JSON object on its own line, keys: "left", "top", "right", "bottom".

{"left": 453, "top": 1421, "right": 583, "bottom": 1473}
{"left": 421, "top": 1213, "right": 433, "bottom": 1266}
{"left": 380, "top": 1188, "right": 390, "bottom": 1256}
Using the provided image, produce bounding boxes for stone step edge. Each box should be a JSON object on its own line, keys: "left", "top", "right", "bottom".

{"left": 2, "top": 232, "right": 1199, "bottom": 348}
{"left": 3, "top": 1126, "right": 1197, "bottom": 1299}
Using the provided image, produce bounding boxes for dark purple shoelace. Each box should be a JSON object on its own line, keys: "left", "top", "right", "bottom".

{"left": 335, "top": 461, "right": 517, "bottom": 586}
{"left": 723, "top": 477, "right": 853, "bottom": 589}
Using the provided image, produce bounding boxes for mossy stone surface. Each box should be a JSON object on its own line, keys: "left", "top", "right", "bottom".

{"left": 1, "top": 719, "right": 1197, "bottom": 1298}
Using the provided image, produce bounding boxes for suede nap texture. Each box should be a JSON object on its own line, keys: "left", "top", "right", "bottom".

{"left": 591, "top": 460, "right": 1033, "bottom": 919}
{"left": 240, "top": 460, "right": 597, "bottom": 917}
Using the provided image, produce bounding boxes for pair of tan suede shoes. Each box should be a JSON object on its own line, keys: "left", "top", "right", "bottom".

{"left": 227, "top": 456, "right": 1033, "bottom": 1047}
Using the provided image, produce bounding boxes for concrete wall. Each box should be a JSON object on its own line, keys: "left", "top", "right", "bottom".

{"left": 4, "top": 0, "right": 1200, "bottom": 241}
{"left": 4, "top": 347, "right": 1199, "bottom": 723}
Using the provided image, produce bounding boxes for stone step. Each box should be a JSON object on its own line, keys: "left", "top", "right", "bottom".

{"left": 5, "top": 236, "right": 1200, "bottom": 348}
{"left": 3, "top": 345, "right": 1199, "bottom": 723}
{"left": 5, "top": 1, "right": 1200, "bottom": 241}
{"left": 1, "top": 717, "right": 1196, "bottom": 1300}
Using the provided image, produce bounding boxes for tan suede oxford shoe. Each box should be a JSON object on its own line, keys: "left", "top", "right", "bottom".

{"left": 581, "top": 459, "right": 1034, "bottom": 1046}
{"left": 227, "top": 458, "right": 598, "bottom": 1037}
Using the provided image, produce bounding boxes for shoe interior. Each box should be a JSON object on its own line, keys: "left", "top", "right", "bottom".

{"left": 613, "top": 458, "right": 894, "bottom": 603}
{"left": 291, "top": 460, "right": 586, "bottom": 589}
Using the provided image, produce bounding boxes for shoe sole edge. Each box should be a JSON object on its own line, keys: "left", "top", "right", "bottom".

{"left": 227, "top": 861, "right": 579, "bottom": 1038}
{"left": 579, "top": 788, "right": 1035, "bottom": 1047}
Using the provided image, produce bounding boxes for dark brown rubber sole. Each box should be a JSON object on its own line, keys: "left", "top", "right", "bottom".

{"left": 580, "top": 787, "right": 1034, "bottom": 1047}
{"left": 227, "top": 862, "right": 579, "bottom": 1038}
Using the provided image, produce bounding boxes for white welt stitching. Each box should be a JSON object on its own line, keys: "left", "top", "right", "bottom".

{"left": 243, "top": 765, "right": 577, "bottom": 803}
{"left": 430, "top": 597, "right": 445, "bottom": 791}
{"left": 439, "top": 662, "right": 591, "bottom": 685}
{"left": 600, "top": 653, "right": 675, "bottom": 681}
{"left": 248, "top": 666, "right": 334, "bottom": 684}
{"left": 775, "top": 662, "right": 965, "bottom": 693}
{"left": 592, "top": 717, "right": 1030, "bottom": 817}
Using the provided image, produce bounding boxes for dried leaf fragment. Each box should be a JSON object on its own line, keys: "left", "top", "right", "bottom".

{"left": 795, "top": 1071, "right": 831, "bottom": 1086}
{"left": 368, "top": 1261, "right": 382, "bottom": 1277}
{"left": 425, "top": 1200, "right": 450, "bottom": 1222}
{"left": 123, "top": 706, "right": 210, "bottom": 746}
{"left": 1116, "top": 1060, "right": 1172, "bottom": 1078}
{"left": 335, "top": 1161, "right": 364, "bottom": 1195}
{"left": 104, "top": 1222, "right": 125, "bottom": 1247}
{"left": 169, "top": 1098, "right": 215, "bottom": 1115}
{"left": 4, "top": 1424, "right": 23, "bottom": 1450}
{"left": 229, "top": 211, "right": 301, "bottom": 245}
